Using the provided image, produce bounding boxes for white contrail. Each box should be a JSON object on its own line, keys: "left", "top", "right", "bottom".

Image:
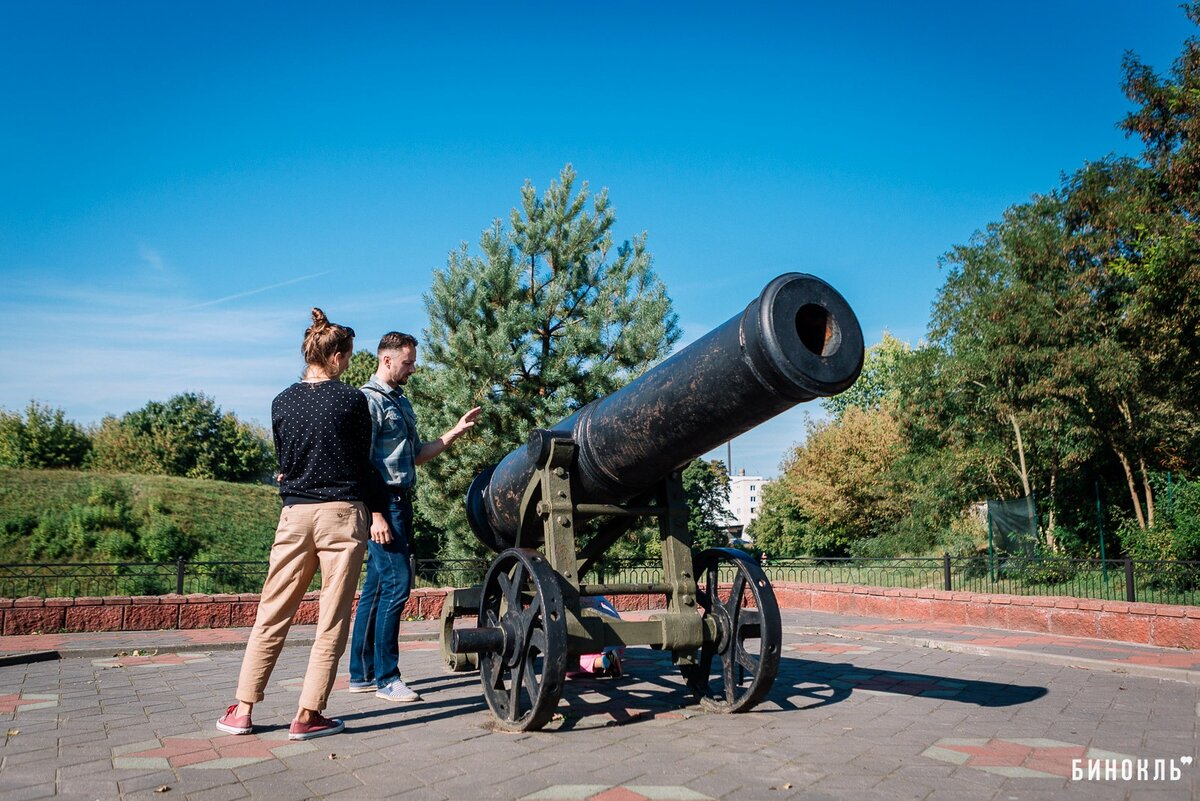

{"left": 172, "top": 272, "right": 331, "bottom": 311}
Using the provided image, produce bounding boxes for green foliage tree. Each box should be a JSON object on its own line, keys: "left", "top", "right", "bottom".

{"left": 899, "top": 8, "right": 1200, "bottom": 547}
{"left": 682, "top": 459, "right": 732, "bottom": 551}
{"left": 911, "top": 194, "right": 1109, "bottom": 550}
{"left": 90, "top": 393, "right": 273, "bottom": 483}
{"left": 753, "top": 407, "right": 906, "bottom": 557}
{"left": 766, "top": 8, "right": 1200, "bottom": 560}
{"left": 822, "top": 333, "right": 912, "bottom": 421}
{"left": 340, "top": 349, "right": 378, "bottom": 389}
{"left": 0, "top": 402, "right": 92, "bottom": 468}
{"left": 409, "top": 165, "right": 681, "bottom": 560}
{"left": 1083, "top": 11, "right": 1200, "bottom": 525}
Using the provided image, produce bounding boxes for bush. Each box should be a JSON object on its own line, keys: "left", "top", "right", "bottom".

{"left": 0, "top": 515, "right": 36, "bottom": 550}
{"left": 798, "top": 527, "right": 855, "bottom": 559}
{"left": 139, "top": 515, "right": 197, "bottom": 563}
{"left": 26, "top": 511, "right": 70, "bottom": 560}
{"left": 0, "top": 402, "right": 91, "bottom": 469}
{"left": 1120, "top": 475, "right": 1200, "bottom": 563}
{"left": 1019, "top": 550, "right": 1080, "bottom": 585}
{"left": 96, "top": 529, "right": 138, "bottom": 560}
{"left": 959, "top": 547, "right": 992, "bottom": 580}
{"left": 1118, "top": 517, "right": 1200, "bottom": 591}
{"left": 89, "top": 393, "right": 273, "bottom": 483}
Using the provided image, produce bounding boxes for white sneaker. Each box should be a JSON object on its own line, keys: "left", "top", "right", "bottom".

{"left": 376, "top": 678, "right": 421, "bottom": 703}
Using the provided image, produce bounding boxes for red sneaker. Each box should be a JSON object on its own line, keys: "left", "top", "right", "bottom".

{"left": 216, "top": 704, "right": 252, "bottom": 735}
{"left": 288, "top": 713, "right": 344, "bottom": 741}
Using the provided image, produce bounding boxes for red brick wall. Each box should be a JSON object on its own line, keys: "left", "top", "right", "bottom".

{"left": 770, "top": 582, "right": 1200, "bottom": 650}
{"left": 2, "top": 583, "right": 1197, "bottom": 650}
{"left": 0, "top": 589, "right": 450, "bottom": 636}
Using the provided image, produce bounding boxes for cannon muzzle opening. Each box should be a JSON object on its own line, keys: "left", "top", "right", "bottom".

{"left": 465, "top": 272, "right": 864, "bottom": 552}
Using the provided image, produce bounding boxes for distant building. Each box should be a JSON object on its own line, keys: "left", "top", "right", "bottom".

{"left": 721, "top": 470, "right": 768, "bottom": 544}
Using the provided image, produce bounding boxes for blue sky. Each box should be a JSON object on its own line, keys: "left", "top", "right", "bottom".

{"left": 0, "top": 1, "right": 1191, "bottom": 478}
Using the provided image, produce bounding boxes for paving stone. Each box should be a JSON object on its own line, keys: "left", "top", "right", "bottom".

{"left": 185, "top": 781, "right": 252, "bottom": 801}
{"left": 1, "top": 610, "right": 1198, "bottom": 800}
{"left": 118, "top": 768, "right": 183, "bottom": 794}
{"left": 230, "top": 758, "right": 288, "bottom": 781}
{"left": 56, "top": 776, "right": 124, "bottom": 797}
{"left": 241, "top": 775, "right": 322, "bottom": 801}
{"left": 305, "top": 771, "right": 364, "bottom": 796}
{"left": 0, "top": 781, "right": 56, "bottom": 801}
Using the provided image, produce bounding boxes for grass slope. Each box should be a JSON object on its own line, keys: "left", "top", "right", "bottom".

{"left": 0, "top": 467, "right": 281, "bottom": 564}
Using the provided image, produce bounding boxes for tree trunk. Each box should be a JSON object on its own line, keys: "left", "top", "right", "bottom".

{"left": 1140, "top": 456, "right": 1155, "bottom": 529}
{"left": 1009, "top": 412, "right": 1033, "bottom": 498}
{"left": 1115, "top": 400, "right": 1154, "bottom": 529}
{"left": 1114, "top": 445, "right": 1147, "bottom": 529}
{"left": 1046, "top": 469, "right": 1058, "bottom": 552}
{"left": 1009, "top": 413, "right": 1041, "bottom": 549}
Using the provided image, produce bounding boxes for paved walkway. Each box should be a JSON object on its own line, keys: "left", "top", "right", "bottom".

{"left": 1, "top": 609, "right": 1197, "bottom": 800}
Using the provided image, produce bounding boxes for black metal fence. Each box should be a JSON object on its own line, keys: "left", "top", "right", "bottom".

{"left": 1, "top": 554, "right": 1198, "bottom": 606}
{"left": 758, "top": 555, "right": 1200, "bottom": 606}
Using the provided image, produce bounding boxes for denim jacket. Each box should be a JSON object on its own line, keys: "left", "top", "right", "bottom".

{"left": 360, "top": 375, "right": 424, "bottom": 489}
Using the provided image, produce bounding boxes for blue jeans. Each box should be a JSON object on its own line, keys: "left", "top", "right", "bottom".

{"left": 349, "top": 495, "right": 413, "bottom": 688}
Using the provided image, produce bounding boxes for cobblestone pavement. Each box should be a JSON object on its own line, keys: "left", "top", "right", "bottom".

{"left": 1, "top": 610, "right": 1197, "bottom": 801}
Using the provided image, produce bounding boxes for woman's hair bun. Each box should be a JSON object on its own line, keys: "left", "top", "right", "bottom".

{"left": 310, "top": 307, "right": 329, "bottom": 328}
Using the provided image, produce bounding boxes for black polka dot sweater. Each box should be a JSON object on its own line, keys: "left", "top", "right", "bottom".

{"left": 271, "top": 380, "right": 389, "bottom": 511}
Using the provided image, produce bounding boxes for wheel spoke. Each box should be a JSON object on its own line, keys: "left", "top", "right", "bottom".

{"left": 734, "top": 644, "right": 760, "bottom": 674}
{"left": 518, "top": 590, "right": 542, "bottom": 646}
{"left": 505, "top": 562, "right": 527, "bottom": 607}
{"left": 522, "top": 646, "right": 542, "bottom": 700}
{"left": 522, "top": 622, "right": 548, "bottom": 706}
{"left": 721, "top": 647, "right": 739, "bottom": 701}
{"left": 727, "top": 571, "right": 746, "bottom": 609}
{"left": 508, "top": 657, "right": 524, "bottom": 720}
{"left": 496, "top": 572, "right": 513, "bottom": 607}
{"left": 483, "top": 652, "right": 504, "bottom": 690}
{"left": 481, "top": 651, "right": 510, "bottom": 718}
{"left": 735, "top": 608, "right": 762, "bottom": 639}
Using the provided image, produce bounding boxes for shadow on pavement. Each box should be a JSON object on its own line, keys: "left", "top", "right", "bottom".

{"left": 340, "top": 674, "right": 489, "bottom": 731}
{"left": 773, "top": 655, "right": 1048, "bottom": 711}
{"left": 335, "top": 648, "right": 1048, "bottom": 735}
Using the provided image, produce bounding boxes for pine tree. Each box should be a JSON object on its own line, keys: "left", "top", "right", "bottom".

{"left": 409, "top": 165, "right": 680, "bottom": 560}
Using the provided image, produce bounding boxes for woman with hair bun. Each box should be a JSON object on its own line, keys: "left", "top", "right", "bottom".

{"left": 217, "top": 308, "right": 387, "bottom": 741}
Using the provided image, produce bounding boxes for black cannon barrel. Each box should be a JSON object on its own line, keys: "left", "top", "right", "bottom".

{"left": 466, "top": 272, "right": 864, "bottom": 552}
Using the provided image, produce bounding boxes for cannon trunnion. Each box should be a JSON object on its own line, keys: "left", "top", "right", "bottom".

{"left": 442, "top": 273, "right": 864, "bottom": 731}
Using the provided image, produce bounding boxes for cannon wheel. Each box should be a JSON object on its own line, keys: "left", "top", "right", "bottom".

{"left": 682, "top": 548, "right": 782, "bottom": 713}
{"left": 477, "top": 548, "right": 568, "bottom": 732}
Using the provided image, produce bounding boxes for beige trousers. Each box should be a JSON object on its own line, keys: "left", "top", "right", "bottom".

{"left": 235, "top": 501, "right": 368, "bottom": 712}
